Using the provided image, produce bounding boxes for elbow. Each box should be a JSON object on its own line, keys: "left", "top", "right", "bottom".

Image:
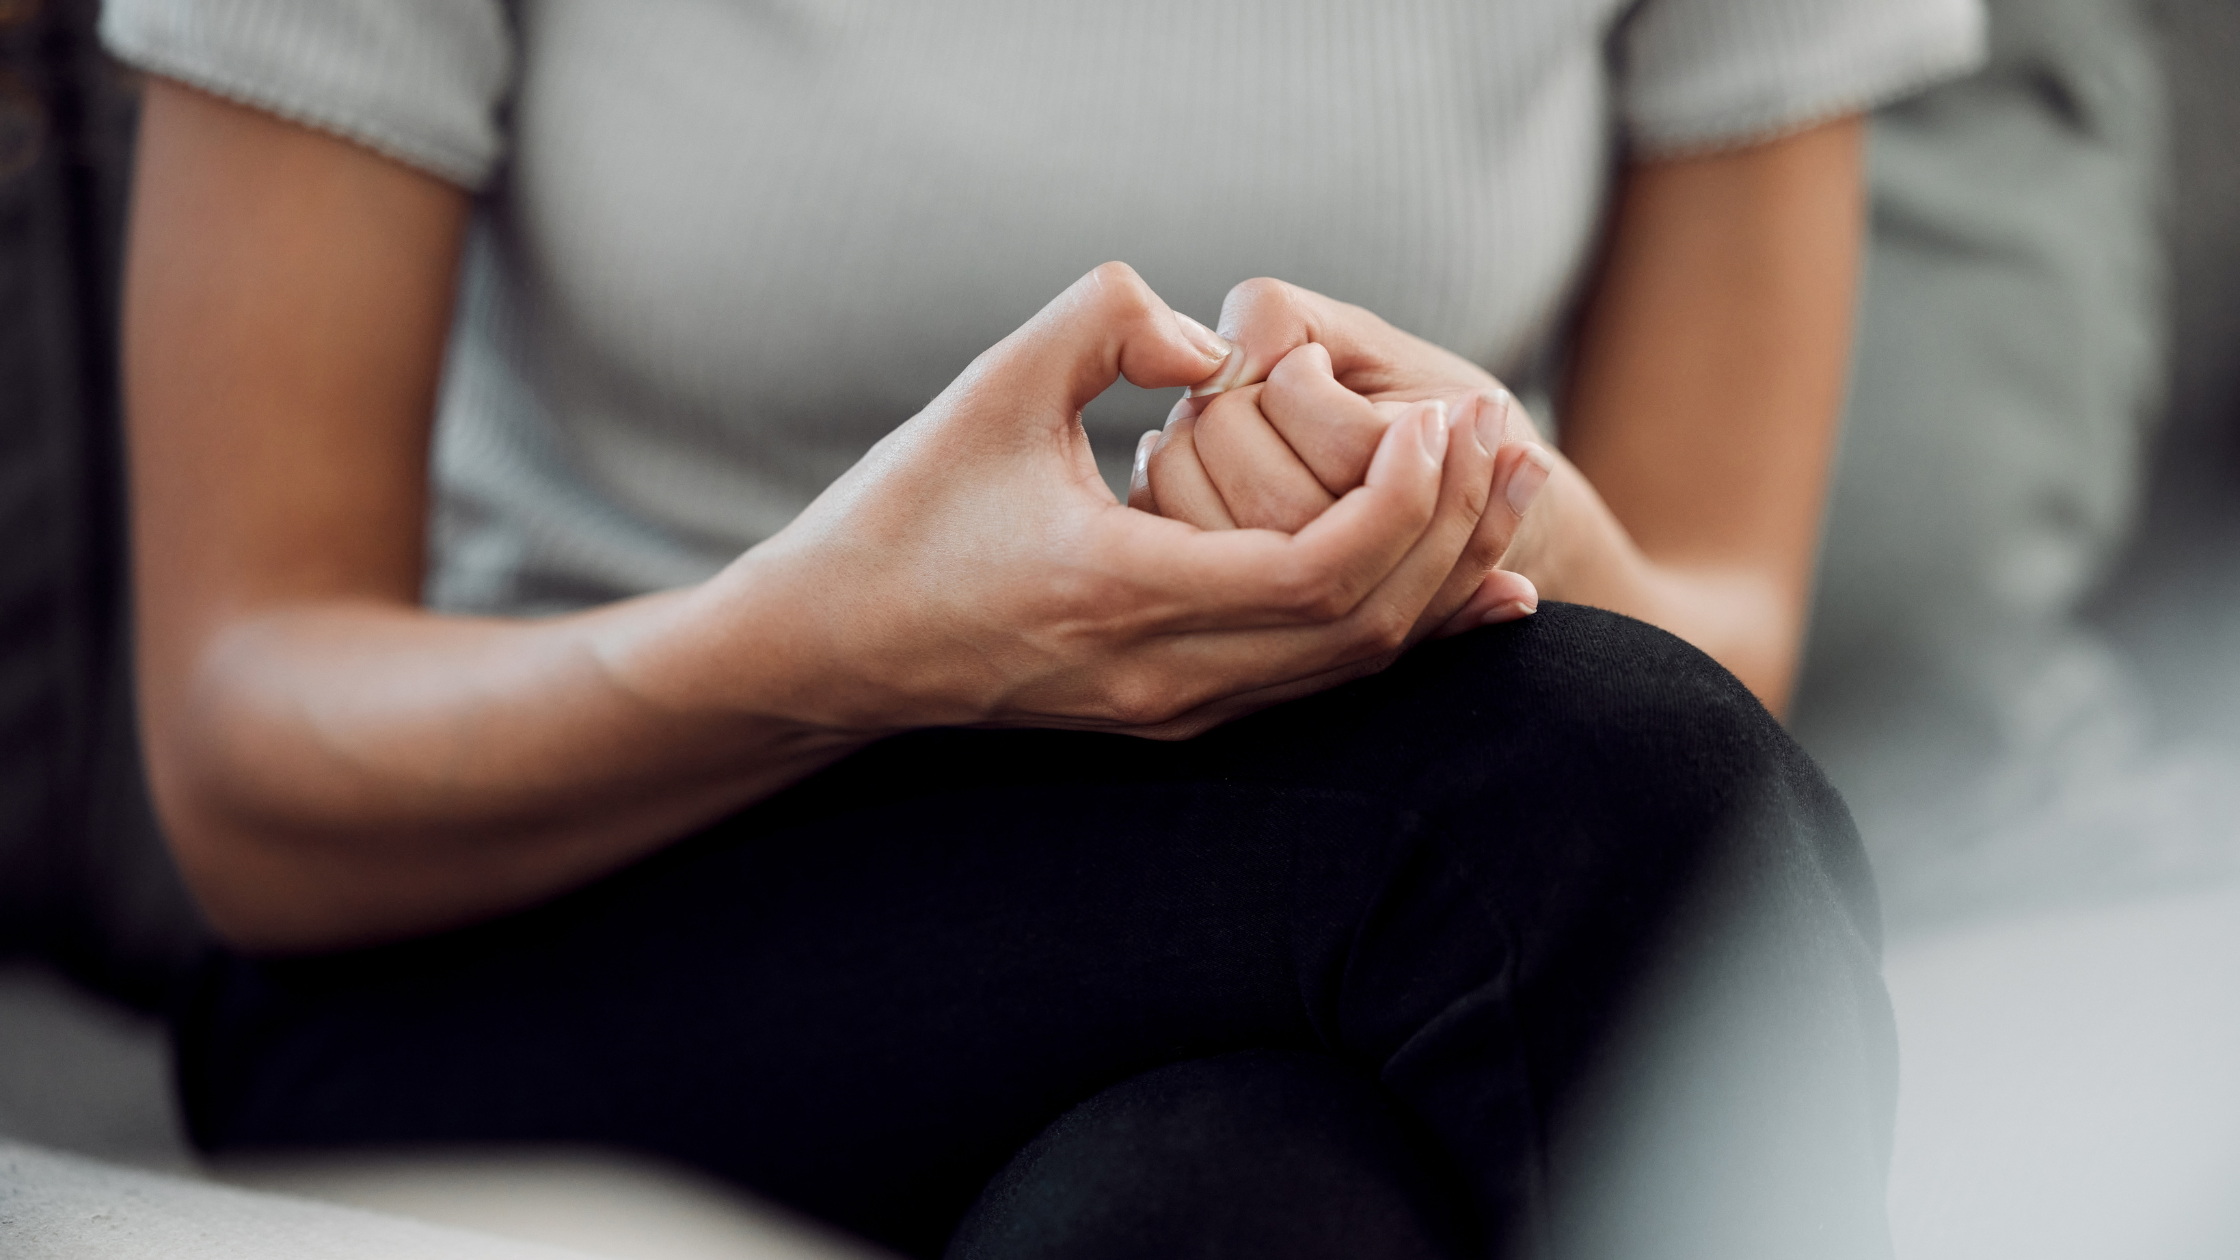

{"left": 144, "top": 736, "right": 528, "bottom": 957}
{"left": 144, "top": 755, "right": 323, "bottom": 955}
{"left": 142, "top": 714, "right": 384, "bottom": 956}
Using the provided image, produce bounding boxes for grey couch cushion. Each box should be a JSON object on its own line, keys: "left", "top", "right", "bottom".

{"left": 1792, "top": 0, "right": 2240, "bottom": 927}
{"left": 0, "top": 0, "right": 210, "bottom": 1008}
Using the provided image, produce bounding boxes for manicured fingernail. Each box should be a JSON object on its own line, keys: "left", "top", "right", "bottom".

{"left": 1417, "top": 399, "right": 1451, "bottom": 460}
{"left": 1173, "top": 310, "right": 1231, "bottom": 361}
{"left": 1479, "top": 596, "right": 1538, "bottom": 626}
{"left": 1185, "top": 355, "right": 1247, "bottom": 398}
{"left": 1505, "top": 444, "right": 1553, "bottom": 515}
{"left": 1474, "top": 389, "right": 1512, "bottom": 456}
{"left": 1183, "top": 324, "right": 1249, "bottom": 398}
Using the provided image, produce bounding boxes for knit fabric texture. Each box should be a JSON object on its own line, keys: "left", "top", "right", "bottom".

{"left": 103, "top": 0, "right": 1982, "bottom": 616}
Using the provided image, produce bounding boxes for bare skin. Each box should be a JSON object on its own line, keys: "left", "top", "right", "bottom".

{"left": 126, "top": 81, "right": 1533, "bottom": 954}
{"left": 1143, "top": 118, "right": 1866, "bottom": 713}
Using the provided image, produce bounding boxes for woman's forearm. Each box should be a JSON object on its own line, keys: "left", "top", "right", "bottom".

{"left": 1540, "top": 117, "right": 1866, "bottom": 716}
{"left": 154, "top": 589, "right": 873, "bottom": 953}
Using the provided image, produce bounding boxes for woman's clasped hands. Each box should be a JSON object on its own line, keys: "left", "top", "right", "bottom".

{"left": 664, "top": 264, "right": 1553, "bottom": 742}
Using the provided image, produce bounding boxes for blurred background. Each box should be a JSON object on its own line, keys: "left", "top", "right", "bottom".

{"left": 2, "top": 0, "right": 2235, "bottom": 1257}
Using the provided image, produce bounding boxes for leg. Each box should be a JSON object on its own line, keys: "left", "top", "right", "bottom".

{"left": 176, "top": 605, "right": 1893, "bottom": 1259}
{"left": 945, "top": 1050, "right": 1470, "bottom": 1260}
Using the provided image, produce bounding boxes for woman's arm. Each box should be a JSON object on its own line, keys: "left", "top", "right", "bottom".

{"left": 127, "top": 82, "right": 1499, "bottom": 955}
{"left": 1152, "top": 117, "right": 1866, "bottom": 715}
{"left": 124, "top": 80, "right": 864, "bottom": 952}
{"left": 1531, "top": 117, "right": 1865, "bottom": 714}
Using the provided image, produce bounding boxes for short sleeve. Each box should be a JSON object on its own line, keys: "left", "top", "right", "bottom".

{"left": 1615, "top": 0, "right": 1986, "bottom": 156}
{"left": 101, "top": 0, "right": 513, "bottom": 189}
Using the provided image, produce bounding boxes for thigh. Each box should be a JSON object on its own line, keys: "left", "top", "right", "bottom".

{"left": 946, "top": 1050, "right": 1473, "bottom": 1260}
{"left": 176, "top": 606, "right": 1891, "bottom": 1259}
{"left": 179, "top": 724, "right": 1413, "bottom": 1253}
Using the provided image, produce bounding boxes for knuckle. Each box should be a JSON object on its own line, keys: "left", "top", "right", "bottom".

{"left": 1088, "top": 261, "right": 1157, "bottom": 321}
{"left": 1192, "top": 386, "right": 1263, "bottom": 439}
{"left": 1263, "top": 560, "right": 1317, "bottom": 616}
{"left": 1101, "top": 672, "right": 1187, "bottom": 728}
{"left": 1227, "top": 276, "right": 1289, "bottom": 306}
{"left": 1144, "top": 426, "right": 1197, "bottom": 485}
{"left": 1353, "top": 602, "right": 1413, "bottom": 655}
{"left": 1221, "top": 277, "right": 1299, "bottom": 329}
{"left": 1465, "top": 514, "right": 1509, "bottom": 567}
{"left": 1275, "top": 563, "right": 1354, "bottom": 622}
{"left": 1089, "top": 259, "right": 1144, "bottom": 291}
{"left": 1311, "top": 583, "right": 1359, "bottom": 623}
{"left": 1457, "top": 461, "right": 1495, "bottom": 522}
{"left": 1042, "top": 560, "right": 1133, "bottom": 628}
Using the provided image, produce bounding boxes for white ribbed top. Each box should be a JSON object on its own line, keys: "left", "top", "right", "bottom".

{"left": 105, "top": 0, "right": 1983, "bottom": 615}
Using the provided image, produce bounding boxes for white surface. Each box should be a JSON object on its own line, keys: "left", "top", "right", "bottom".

{"left": 0, "top": 965, "right": 884, "bottom": 1260}
{"left": 0, "top": 1140, "right": 599, "bottom": 1260}
{"left": 1885, "top": 881, "right": 2240, "bottom": 1260}
{"left": 218, "top": 1150, "right": 889, "bottom": 1260}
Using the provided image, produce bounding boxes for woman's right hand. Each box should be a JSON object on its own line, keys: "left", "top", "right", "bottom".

{"left": 625, "top": 263, "right": 1506, "bottom": 742}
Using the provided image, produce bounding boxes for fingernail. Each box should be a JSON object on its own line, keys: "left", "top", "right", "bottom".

{"left": 1474, "top": 389, "right": 1512, "bottom": 456}
{"left": 1174, "top": 311, "right": 1237, "bottom": 364}
{"left": 1185, "top": 353, "right": 1247, "bottom": 398}
{"left": 1479, "top": 596, "right": 1538, "bottom": 626}
{"left": 1417, "top": 399, "right": 1451, "bottom": 461}
{"left": 1505, "top": 444, "right": 1553, "bottom": 515}
{"left": 1182, "top": 317, "right": 1248, "bottom": 398}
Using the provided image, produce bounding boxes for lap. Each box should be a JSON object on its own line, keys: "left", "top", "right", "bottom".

{"left": 176, "top": 606, "right": 1887, "bottom": 1258}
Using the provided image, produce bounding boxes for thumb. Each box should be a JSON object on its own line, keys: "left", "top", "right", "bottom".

{"left": 1206, "top": 276, "right": 1488, "bottom": 401}
{"left": 978, "top": 262, "right": 1238, "bottom": 419}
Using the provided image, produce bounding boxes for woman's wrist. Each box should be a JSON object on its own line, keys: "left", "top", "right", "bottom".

{"left": 587, "top": 562, "right": 893, "bottom": 763}
{"left": 1507, "top": 458, "right": 1801, "bottom": 712}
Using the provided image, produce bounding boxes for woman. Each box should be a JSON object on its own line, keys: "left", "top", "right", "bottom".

{"left": 109, "top": 1, "right": 1978, "bottom": 1256}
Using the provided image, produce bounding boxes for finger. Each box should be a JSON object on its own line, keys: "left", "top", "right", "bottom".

{"left": 1204, "top": 277, "right": 1503, "bottom": 406}
{"left": 1127, "top": 429, "right": 1161, "bottom": 513}
{"left": 1339, "top": 390, "right": 1504, "bottom": 651}
{"left": 1257, "top": 342, "right": 1392, "bottom": 495}
{"left": 1415, "top": 394, "right": 1555, "bottom": 635}
{"left": 1274, "top": 397, "right": 1460, "bottom": 619}
{"left": 1163, "top": 398, "right": 1457, "bottom": 627}
{"left": 1142, "top": 412, "right": 1237, "bottom": 530}
{"left": 1093, "top": 397, "right": 1452, "bottom": 640}
{"left": 1097, "top": 400, "right": 1489, "bottom": 718}
{"left": 1434, "top": 569, "right": 1541, "bottom": 638}
{"left": 1192, "top": 383, "right": 1336, "bottom": 533}
{"left": 973, "top": 262, "right": 1239, "bottom": 421}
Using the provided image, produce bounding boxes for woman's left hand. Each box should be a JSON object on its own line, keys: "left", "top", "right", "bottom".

{"left": 1156, "top": 120, "right": 1862, "bottom": 723}
{"left": 1132, "top": 291, "right": 1552, "bottom": 637}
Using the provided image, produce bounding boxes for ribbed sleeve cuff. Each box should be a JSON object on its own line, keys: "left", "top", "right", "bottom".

{"left": 100, "top": 0, "right": 513, "bottom": 189}
{"left": 1618, "top": 0, "right": 1988, "bottom": 157}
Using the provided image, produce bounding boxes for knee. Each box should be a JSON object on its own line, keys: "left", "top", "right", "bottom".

{"left": 1381, "top": 604, "right": 1878, "bottom": 951}
{"left": 1400, "top": 603, "right": 1820, "bottom": 800}
{"left": 1444, "top": 601, "right": 1787, "bottom": 767}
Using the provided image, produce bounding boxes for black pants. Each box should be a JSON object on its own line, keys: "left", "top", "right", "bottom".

{"left": 175, "top": 606, "right": 1896, "bottom": 1259}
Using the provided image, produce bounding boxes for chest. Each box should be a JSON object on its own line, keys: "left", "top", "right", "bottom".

{"left": 497, "top": 0, "right": 1628, "bottom": 435}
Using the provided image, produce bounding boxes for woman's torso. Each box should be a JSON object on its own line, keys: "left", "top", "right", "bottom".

{"left": 428, "top": 0, "right": 1625, "bottom": 614}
